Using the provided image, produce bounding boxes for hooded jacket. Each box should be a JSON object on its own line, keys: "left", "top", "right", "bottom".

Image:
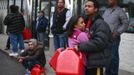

{"left": 20, "top": 44, "right": 46, "bottom": 67}
{"left": 4, "top": 13, "right": 25, "bottom": 34}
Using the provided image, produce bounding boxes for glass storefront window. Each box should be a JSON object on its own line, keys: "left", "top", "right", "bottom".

{"left": 41, "top": 1, "right": 56, "bottom": 18}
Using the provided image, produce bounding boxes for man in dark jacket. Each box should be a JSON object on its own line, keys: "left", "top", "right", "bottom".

{"left": 76, "top": 0, "right": 112, "bottom": 75}
{"left": 36, "top": 11, "right": 48, "bottom": 47}
{"left": 51, "top": 0, "right": 72, "bottom": 50}
{"left": 18, "top": 39, "right": 46, "bottom": 72}
{"left": 4, "top": 5, "right": 25, "bottom": 57}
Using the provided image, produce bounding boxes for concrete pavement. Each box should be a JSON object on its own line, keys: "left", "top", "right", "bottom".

{"left": 0, "top": 34, "right": 55, "bottom": 75}
{"left": 0, "top": 49, "right": 25, "bottom": 75}
{"left": 0, "top": 33, "right": 134, "bottom": 75}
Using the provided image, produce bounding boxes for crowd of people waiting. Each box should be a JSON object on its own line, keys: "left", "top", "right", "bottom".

{"left": 3, "top": 0, "right": 128, "bottom": 75}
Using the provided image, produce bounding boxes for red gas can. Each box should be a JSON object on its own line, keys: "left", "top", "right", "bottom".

{"left": 40, "top": 67, "right": 46, "bottom": 75}
{"left": 49, "top": 48, "right": 63, "bottom": 70}
{"left": 23, "top": 28, "right": 32, "bottom": 40}
{"left": 31, "top": 64, "right": 40, "bottom": 75}
{"left": 56, "top": 48, "right": 84, "bottom": 75}
{"left": 31, "top": 64, "right": 46, "bottom": 75}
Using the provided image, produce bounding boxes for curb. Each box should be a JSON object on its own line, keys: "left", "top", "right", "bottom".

{"left": 0, "top": 49, "right": 19, "bottom": 62}
{"left": 0, "top": 49, "right": 9, "bottom": 56}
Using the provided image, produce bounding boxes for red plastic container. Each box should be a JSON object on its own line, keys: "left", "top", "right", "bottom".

{"left": 49, "top": 48, "right": 63, "bottom": 70}
{"left": 31, "top": 64, "right": 46, "bottom": 75}
{"left": 56, "top": 48, "right": 84, "bottom": 75}
{"left": 40, "top": 67, "right": 46, "bottom": 75}
{"left": 23, "top": 28, "right": 32, "bottom": 40}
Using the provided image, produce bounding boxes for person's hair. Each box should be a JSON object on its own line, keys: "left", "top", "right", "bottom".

{"left": 63, "top": 0, "right": 65, "bottom": 4}
{"left": 67, "top": 15, "right": 83, "bottom": 37}
{"left": 15, "top": 5, "right": 19, "bottom": 13}
{"left": 38, "top": 10, "right": 45, "bottom": 17}
{"left": 116, "top": 0, "right": 119, "bottom": 4}
{"left": 29, "top": 39, "right": 38, "bottom": 46}
{"left": 10, "top": 5, "right": 17, "bottom": 13}
{"left": 10, "top": 5, "right": 19, "bottom": 13}
{"left": 39, "top": 10, "right": 45, "bottom": 15}
{"left": 87, "top": 0, "right": 99, "bottom": 12}
{"left": 58, "top": 0, "right": 65, "bottom": 4}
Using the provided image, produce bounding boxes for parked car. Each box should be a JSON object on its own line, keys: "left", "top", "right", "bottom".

{"left": 125, "top": 18, "right": 134, "bottom": 33}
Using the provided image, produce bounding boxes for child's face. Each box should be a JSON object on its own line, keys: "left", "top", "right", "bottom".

{"left": 75, "top": 17, "right": 85, "bottom": 31}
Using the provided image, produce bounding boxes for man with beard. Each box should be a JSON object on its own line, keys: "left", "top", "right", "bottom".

{"left": 51, "top": 0, "right": 72, "bottom": 50}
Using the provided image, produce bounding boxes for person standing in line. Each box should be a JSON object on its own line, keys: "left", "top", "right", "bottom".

{"left": 103, "top": 0, "right": 129, "bottom": 75}
{"left": 51, "top": 0, "right": 72, "bottom": 50}
{"left": 75, "top": 0, "right": 112, "bottom": 75}
{"left": 4, "top": 5, "right": 25, "bottom": 57}
{"left": 16, "top": 6, "right": 26, "bottom": 52}
{"left": 36, "top": 11, "right": 48, "bottom": 48}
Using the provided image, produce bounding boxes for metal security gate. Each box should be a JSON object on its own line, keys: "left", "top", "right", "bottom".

{"left": 0, "top": 0, "right": 7, "bottom": 34}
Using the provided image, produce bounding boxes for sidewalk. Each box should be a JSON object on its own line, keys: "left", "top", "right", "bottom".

{"left": 0, "top": 34, "right": 134, "bottom": 75}
{"left": 0, "top": 49, "right": 25, "bottom": 75}
{"left": 0, "top": 34, "right": 55, "bottom": 75}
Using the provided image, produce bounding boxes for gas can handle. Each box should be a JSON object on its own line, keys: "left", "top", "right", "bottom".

{"left": 66, "top": 47, "right": 83, "bottom": 59}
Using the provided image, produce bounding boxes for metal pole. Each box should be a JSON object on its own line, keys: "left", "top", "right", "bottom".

{"left": 7, "top": 0, "right": 9, "bottom": 13}
{"left": 14, "top": 0, "right": 16, "bottom": 5}
{"left": 35, "top": 0, "right": 38, "bottom": 21}
{"left": 39, "top": 0, "right": 41, "bottom": 11}
{"left": 33, "top": 0, "right": 38, "bottom": 38}
{"left": 48, "top": 0, "right": 56, "bottom": 53}
{"left": 48, "top": 0, "right": 51, "bottom": 26}
{"left": 77, "top": 0, "right": 81, "bottom": 15}
{"left": 48, "top": 0, "right": 52, "bottom": 49}
{"left": 21, "top": 0, "right": 23, "bottom": 12}
{"left": 31, "top": 0, "right": 34, "bottom": 38}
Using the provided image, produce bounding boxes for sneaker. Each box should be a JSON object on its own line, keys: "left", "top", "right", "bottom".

{"left": 9, "top": 52, "right": 18, "bottom": 57}
{"left": 20, "top": 49, "right": 25, "bottom": 53}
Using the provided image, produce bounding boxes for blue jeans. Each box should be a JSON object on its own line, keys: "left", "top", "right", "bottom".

{"left": 9, "top": 33, "right": 24, "bottom": 52}
{"left": 54, "top": 32, "right": 67, "bottom": 50}
{"left": 22, "top": 59, "right": 40, "bottom": 71}
{"left": 106, "top": 36, "right": 120, "bottom": 75}
{"left": 37, "top": 32, "right": 45, "bottom": 46}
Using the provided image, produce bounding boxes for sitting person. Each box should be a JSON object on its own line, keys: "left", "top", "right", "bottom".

{"left": 18, "top": 39, "right": 46, "bottom": 74}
